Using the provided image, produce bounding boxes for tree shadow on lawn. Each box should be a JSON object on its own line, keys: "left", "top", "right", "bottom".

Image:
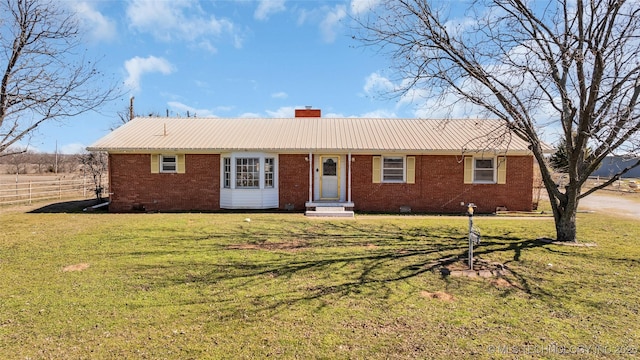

{"left": 28, "top": 198, "right": 104, "bottom": 213}
{"left": 475, "top": 237, "right": 555, "bottom": 297}
{"left": 125, "top": 224, "right": 557, "bottom": 315}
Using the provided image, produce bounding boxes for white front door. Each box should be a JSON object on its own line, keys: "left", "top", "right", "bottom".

{"left": 320, "top": 156, "right": 339, "bottom": 199}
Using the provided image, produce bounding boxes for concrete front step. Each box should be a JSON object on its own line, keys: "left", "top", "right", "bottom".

{"left": 305, "top": 206, "right": 355, "bottom": 218}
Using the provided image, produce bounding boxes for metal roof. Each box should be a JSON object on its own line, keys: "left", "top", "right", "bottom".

{"left": 87, "top": 117, "right": 540, "bottom": 154}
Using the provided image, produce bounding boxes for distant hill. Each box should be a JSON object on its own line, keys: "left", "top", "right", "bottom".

{"left": 591, "top": 156, "right": 640, "bottom": 178}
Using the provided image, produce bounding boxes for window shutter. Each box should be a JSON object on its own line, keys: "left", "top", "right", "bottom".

{"left": 497, "top": 156, "right": 507, "bottom": 184}
{"left": 150, "top": 154, "right": 159, "bottom": 173}
{"left": 177, "top": 154, "right": 186, "bottom": 174}
{"left": 372, "top": 156, "right": 381, "bottom": 183}
{"left": 463, "top": 156, "right": 473, "bottom": 184}
{"left": 406, "top": 156, "right": 415, "bottom": 184}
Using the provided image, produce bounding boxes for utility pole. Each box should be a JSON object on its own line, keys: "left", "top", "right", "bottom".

{"left": 55, "top": 140, "right": 58, "bottom": 174}
{"left": 129, "top": 96, "right": 135, "bottom": 121}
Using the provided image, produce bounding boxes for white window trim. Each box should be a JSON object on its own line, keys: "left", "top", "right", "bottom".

{"left": 220, "top": 153, "right": 278, "bottom": 190}
{"left": 223, "top": 157, "right": 231, "bottom": 189}
{"left": 264, "top": 157, "right": 275, "bottom": 188}
{"left": 473, "top": 157, "right": 497, "bottom": 184}
{"left": 160, "top": 155, "right": 177, "bottom": 173}
{"left": 235, "top": 157, "right": 261, "bottom": 189}
{"left": 381, "top": 155, "right": 406, "bottom": 183}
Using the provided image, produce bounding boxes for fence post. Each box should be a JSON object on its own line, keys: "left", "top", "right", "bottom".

{"left": 29, "top": 181, "right": 32, "bottom": 205}
{"left": 58, "top": 179, "right": 62, "bottom": 199}
{"left": 83, "top": 175, "right": 86, "bottom": 198}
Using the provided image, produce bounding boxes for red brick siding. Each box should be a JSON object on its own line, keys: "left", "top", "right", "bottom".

{"left": 108, "top": 154, "right": 219, "bottom": 212}
{"left": 351, "top": 155, "right": 533, "bottom": 213}
{"left": 278, "top": 154, "right": 310, "bottom": 210}
{"left": 108, "top": 153, "right": 533, "bottom": 213}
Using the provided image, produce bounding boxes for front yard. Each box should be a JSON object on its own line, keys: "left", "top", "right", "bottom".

{"left": 0, "top": 209, "right": 638, "bottom": 358}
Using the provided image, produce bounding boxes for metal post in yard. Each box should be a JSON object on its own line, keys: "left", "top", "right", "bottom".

{"left": 467, "top": 203, "right": 476, "bottom": 270}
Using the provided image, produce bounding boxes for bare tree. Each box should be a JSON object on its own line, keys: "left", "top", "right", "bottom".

{"left": 5, "top": 146, "right": 28, "bottom": 174}
{"left": 111, "top": 96, "right": 135, "bottom": 131}
{"left": 79, "top": 151, "right": 107, "bottom": 201}
{"left": 355, "top": 0, "right": 640, "bottom": 242}
{"left": 0, "top": 0, "right": 119, "bottom": 157}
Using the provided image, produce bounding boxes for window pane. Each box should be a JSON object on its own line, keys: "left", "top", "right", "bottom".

{"left": 384, "top": 158, "right": 404, "bottom": 168}
{"left": 161, "top": 155, "right": 177, "bottom": 172}
{"left": 223, "top": 158, "right": 231, "bottom": 188}
{"left": 474, "top": 169, "right": 494, "bottom": 182}
{"left": 264, "top": 158, "right": 274, "bottom": 188}
{"left": 236, "top": 158, "right": 260, "bottom": 188}
{"left": 475, "top": 159, "right": 493, "bottom": 169}
{"left": 383, "top": 157, "right": 404, "bottom": 181}
{"left": 323, "top": 158, "right": 337, "bottom": 176}
{"left": 474, "top": 159, "right": 494, "bottom": 182}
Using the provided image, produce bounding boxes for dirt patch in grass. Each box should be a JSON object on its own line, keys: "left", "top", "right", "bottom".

{"left": 435, "top": 257, "right": 518, "bottom": 288}
{"left": 62, "top": 263, "right": 90, "bottom": 272}
{"left": 420, "top": 291, "right": 455, "bottom": 302}
{"left": 490, "top": 277, "right": 514, "bottom": 288}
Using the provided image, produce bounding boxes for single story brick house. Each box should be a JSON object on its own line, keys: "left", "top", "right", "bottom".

{"left": 87, "top": 108, "right": 541, "bottom": 214}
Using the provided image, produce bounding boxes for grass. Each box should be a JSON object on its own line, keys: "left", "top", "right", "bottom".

{"left": 1, "top": 207, "right": 639, "bottom": 359}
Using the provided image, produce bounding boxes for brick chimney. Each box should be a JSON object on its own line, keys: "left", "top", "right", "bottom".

{"left": 295, "top": 106, "right": 321, "bottom": 118}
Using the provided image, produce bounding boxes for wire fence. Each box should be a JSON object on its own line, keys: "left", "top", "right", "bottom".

{"left": 0, "top": 177, "right": 108, "bottom": 206}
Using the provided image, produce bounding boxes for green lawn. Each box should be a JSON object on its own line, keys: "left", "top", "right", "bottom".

{"left": 1, "top": 208, "right": 639, "bottom": 359}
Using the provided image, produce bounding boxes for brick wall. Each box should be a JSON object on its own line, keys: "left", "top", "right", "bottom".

{"left": 108, "top": 153, "right": 533, "bottom": 213}
{"left": 109, "top": 154, "right": 220, "bottom": 212}
{"left": 278, "top": 154, "right": 310, "bottom": 211}
{"left": 351, "top": 155, "right": 534, "bottom": 213}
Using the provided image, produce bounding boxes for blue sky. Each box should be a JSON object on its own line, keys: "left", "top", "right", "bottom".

{"left": 28, "top": 0, "right": 440, "bottom": 154}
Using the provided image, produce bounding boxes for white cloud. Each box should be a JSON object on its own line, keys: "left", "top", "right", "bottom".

{"left": 444, "top": 16, "right": 479, "bottom": 37}
{"left": 73, "top": 1, "right": 116, "bottom": 42}
{"left": 266, "top": 106, "right": 296, "bottom": 118}
{"left": 296, "top": 8, "right": 310, "bottom": 26}
{"left": 360, "top": 109, "right": 397, "bottom": 118}
{"left": 271, "top": 92, "right": 288, "bottom": 99}
{"left": 323, "top": 109, "right": 396, "bottom": 118}
{"left": 124, "top": 56, "right": 175, "bottom": 91}
{"left": 167, "top": 101, "right": 216, "bottom": 117}
{"left": 397, "top": 81, "right": 429, "bottom": 107}
{"left": 239, "top": 112, "right": 262, "bottom": 118}
{"left": 363, "top": 72, "right": 395, "bottom": 96}
{"left": 126, "top": 0, "right": 241, "bottom": 51}
{"left": 361, "top": 71, "right": 473, "bottom": 118}
{"left": 320, "top": 5, "right": 347, "bottom": 43}
{"left": 350, "top": 0, "right": 381, "bottom": 15}
{"left": 255, "top": 0, "right": 286, "bottom": 20}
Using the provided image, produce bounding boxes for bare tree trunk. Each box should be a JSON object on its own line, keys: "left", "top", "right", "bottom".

{"left": 555, "top": 210, "right": 577, "bottom": 243}
{"left": 550, "top": 189, "right": 579, "bottom": 243}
